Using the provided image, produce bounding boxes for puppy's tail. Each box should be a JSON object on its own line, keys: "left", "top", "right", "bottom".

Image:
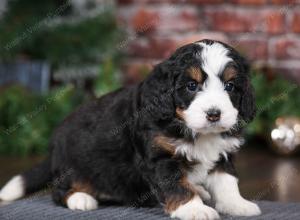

{"left": 0, "top": 157, "right": 52, "bottom": 202}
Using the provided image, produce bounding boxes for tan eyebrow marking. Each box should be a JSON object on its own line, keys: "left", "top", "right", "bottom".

{"left": 223, "top": 66, "right": 237, "bottom": 82}
{"left": 187, "top": 67, "right": 203, "bottom": 83}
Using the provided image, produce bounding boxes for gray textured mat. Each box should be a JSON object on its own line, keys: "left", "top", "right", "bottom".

{"left": 1, "top": 196, "right": 300, "bottom": 220}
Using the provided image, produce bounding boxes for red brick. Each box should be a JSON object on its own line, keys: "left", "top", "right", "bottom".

{"left": 156, "top": 8, "right": 200, "bottom": 33}
{"left": 121, "top": 60, "right": 154, "bottom": 85}
{"left": 131, "top": 8, "right": 159, "bottom": 34}
{"left": 127, "top": 7, "right": 200, "bottom": 34}
{"left": 128, "top": 37, "right": 178, "bottom": 59}
{"left": 230, "top": 0, "right": 268, "bottom": 5}
{"left": 233, "top": 38, "right": 268, "bottom": 61}
{"left": 292, "top": 12, "right": 300, "bottom": 33}
{"left": 206, "top": 10, "right": 252, "bottom": 32}
{"left": 273, "top": 38, "right": 300, "bottom": 60}
{"left": 264, "top": 11, "right": 286, "bottom": 34}
{"left": 270, "top": 0, "right": 297, "bottom": 4}
{"left": 185, "top": 0, "right": 222, "bottom": 3}
{"left": 206, "top": 9, "right": 285, "bottom": 34}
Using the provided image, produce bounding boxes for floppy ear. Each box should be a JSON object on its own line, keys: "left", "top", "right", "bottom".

{"left": 239, "top": 58, "right": 256, "bottom": 123}
{"left": 141, "top": 61, "right": 176, "bottom": 121}
{"left": 240, "top": 79, "right": 256, "bottom": 122}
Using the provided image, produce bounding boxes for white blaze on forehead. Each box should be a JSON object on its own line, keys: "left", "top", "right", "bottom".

{"left": 196, "top": 42, "right": 232, "bottom": 76}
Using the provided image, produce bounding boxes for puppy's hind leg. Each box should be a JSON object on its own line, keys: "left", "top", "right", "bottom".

{"left": 53, "top": 178, "right": 98, "bottom": 211}
{"left": 66, "top": 192, "right": 98, "bottom": 211}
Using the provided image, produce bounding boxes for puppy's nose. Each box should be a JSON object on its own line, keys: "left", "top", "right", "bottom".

{"left": 206, "top": 108, "right": 221, "bottom": 122}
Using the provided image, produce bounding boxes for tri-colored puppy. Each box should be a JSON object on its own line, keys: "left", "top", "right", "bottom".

{"left": 0, "top": 39, "right": 261, "bottom": 219}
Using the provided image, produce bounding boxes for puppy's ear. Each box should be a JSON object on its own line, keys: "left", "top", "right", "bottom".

{"left": 239, "top": 58, "right": 256, "bottom": 123}
{"left": 240, "top": 80, "right": 256, "bottom": 122}
{"left": 141, "top": 61, "right": 176, "bottom": 121}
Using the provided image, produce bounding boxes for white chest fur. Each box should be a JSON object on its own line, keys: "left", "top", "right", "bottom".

{"left": 174, "top": 134, "right": 241, "bottom": 185}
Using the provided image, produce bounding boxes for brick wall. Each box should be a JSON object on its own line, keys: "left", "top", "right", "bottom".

{"left": 116, "top": 0, "right": 300, "bottom": 84}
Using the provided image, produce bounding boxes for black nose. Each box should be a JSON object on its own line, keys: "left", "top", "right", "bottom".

{"left": 206, "top": 108, "right": 221, "bottom": 122}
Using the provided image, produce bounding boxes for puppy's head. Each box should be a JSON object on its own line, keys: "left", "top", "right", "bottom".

{"left": 143, "top": 39, "right": 255, "bottom": 135}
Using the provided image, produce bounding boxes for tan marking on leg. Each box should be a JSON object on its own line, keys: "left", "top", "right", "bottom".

{"left": 153, "top": 135, "right": 176, "bottom": 155}
{"left": 64, "top": 181, "right": 95, "bottom": 205}
{"left": 165, "top": 176, "right": 198, "bottom": 213}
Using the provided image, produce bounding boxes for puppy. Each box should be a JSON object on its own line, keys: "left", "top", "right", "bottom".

{"left": 0, "top": 39, "right": 261, "bottom": 219}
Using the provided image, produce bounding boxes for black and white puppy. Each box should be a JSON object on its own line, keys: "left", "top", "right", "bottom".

{"left": 0, "top": 39, "right": 261, "bottom": 219}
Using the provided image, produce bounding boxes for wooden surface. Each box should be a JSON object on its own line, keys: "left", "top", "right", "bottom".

{"left": 1, "top": 145, "right": 300, "bottom": 202}
{"left": 237, "top": 146, "right": 300, "bottom": 202}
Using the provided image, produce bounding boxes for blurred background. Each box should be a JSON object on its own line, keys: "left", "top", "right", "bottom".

{"left": 0, "top": 0, "right": 300, "bottom": 203}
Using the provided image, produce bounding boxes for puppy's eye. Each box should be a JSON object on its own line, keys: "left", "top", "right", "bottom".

{"left": 187, "top": 81, "right": 198, "bottom": 91}
{"left": 224, "top": 82, "right": 234, "bottom": 92}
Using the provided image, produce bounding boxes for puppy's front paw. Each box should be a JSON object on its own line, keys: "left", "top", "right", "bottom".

{"left": 67, "top": 192, "right": 98, "bottom": 211}
{"left": 170, "top": 196, "right": 219, "bottom": 220}
{"left": 216, "top": 198, "right": 261, "bottom": 216}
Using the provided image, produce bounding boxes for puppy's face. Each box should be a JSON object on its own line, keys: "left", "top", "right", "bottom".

{"left": 168, "top": 40, "right": 255, "bottom": 135}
